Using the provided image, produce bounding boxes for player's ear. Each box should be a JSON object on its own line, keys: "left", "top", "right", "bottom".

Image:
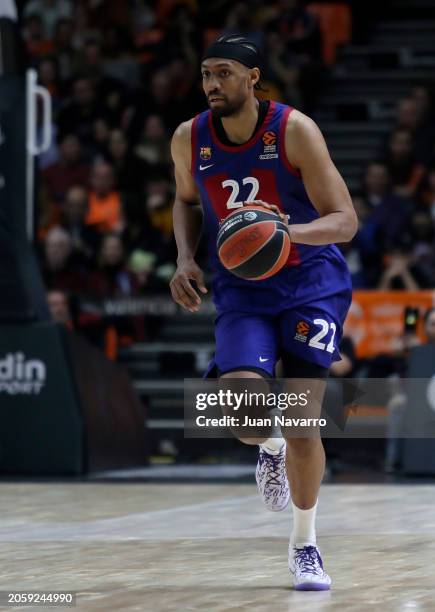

{"left": 249, "top": 68, "right": 260, "bottom": 89}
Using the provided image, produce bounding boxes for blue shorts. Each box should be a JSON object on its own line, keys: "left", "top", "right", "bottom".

{"left": 205, "top": 290, "right": 352, "bottom": 377}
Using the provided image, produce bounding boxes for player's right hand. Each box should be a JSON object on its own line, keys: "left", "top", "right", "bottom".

{"left": 169, "top": 259, "right": 208, "bottom": 313}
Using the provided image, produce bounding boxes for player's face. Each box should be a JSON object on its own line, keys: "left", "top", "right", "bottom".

{"left": 201, "top": 59, "right": 254, "bottom": 118}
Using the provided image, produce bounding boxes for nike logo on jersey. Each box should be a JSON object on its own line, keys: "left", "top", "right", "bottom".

{"left": 199, "top": 164, "right": 214, "bottom": 171}
{"left": 259, "top": 357, "right": 269, "bottom": 362}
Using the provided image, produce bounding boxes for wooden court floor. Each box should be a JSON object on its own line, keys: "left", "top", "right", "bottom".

{"left": 0, "top": 482, "right": 434, "bottom": 611}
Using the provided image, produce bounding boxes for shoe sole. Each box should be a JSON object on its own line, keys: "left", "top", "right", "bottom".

{"left": 293, "top": 582, "right": 331, "bottom": 591}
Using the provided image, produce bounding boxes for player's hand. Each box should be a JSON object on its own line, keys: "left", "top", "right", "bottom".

{"left": 169, "top": 258, "right": 208, "bottom": 313}
{"left": 246, "top": 200, "right": 288, "bottom": 225}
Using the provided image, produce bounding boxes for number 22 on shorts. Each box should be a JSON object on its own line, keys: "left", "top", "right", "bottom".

{"left": 308, "top": 319, "right": 337, "bottom": 353}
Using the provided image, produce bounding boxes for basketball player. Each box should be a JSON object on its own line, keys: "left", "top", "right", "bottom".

{"left": 170, "top": 35, "right": 357, "bottom": 590}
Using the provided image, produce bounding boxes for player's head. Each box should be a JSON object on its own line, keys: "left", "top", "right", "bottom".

{"left": 201, "top": 35, "right": 263, "bottom": 118}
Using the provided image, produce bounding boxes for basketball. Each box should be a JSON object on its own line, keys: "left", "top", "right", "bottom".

{"left": 217, "top": 205, "right": 291, "bottom": 280}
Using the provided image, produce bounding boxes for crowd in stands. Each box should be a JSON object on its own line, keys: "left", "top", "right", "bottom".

{"left": 344, "top": 86, "right": 435, "bottom": 290}
{"left": 19, "top": 0, "right": 435, "bottom": 344}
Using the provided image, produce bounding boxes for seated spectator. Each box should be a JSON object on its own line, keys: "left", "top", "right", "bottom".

{"left": 81, "top": 40, "right": 127, "bottom": 125}
{"left": 22, "top": 13, "right": 53, "bottom": 58}
{"left": 361, "top": 162, "right": 412, "bottom": 250}
{"left": 47, "top": 289, "right": 73, "bottom": 327}
{"left": 23, "top": 0, "right": 72, "bottom": 39}
{"left": 43, "top": 133, "right": 90, "bottom": 203}
{"left": 37, "top": 56, "right": 62, "bottom": 111}
{"left": 106, "top": 129, "right": 149, "bottom": 195}
{"left": 88, "top": 233, "right": 138, "bottom": 298}
{"left": 57, "top": 76, "right": 103, "bottom": 147}
{"left": 395, "top": 95, "right": 435, "bottom": 164}
{"left": 40, "top": 226, "right": 89, "bottom": 293}
{"left": 378, "top": 249, "right": 420, "bottom": 290}
{"left": 362, "top": 161, "right": 390, "bottom": 208}
{"left": 86, "top": 161, "right": 124, "bottom": 233}
{"left": 91, "top": 117, "right": 111, "bottom": 157}
{"left": 135, "top": 115, "right": 171, "bottom": 168}
{"left": 264, "top": 30, "right": 300, "bottom": 106}
{"left": 382, "top": 129, "right": 425, "bottom": 197}
{"left": 145, "top": 175, "right": 174, "bottom": 239}
{"left": 101, "top": 25, "right": 140, "bottom": 87}
{"left": 406, "top": 210, "right": 435, "bottom": 287}
{"left": 60, "top": 186, "right": 99, "bottom": 260}
{"left": 52, "top": 17, "right": 80, "bottom": 82}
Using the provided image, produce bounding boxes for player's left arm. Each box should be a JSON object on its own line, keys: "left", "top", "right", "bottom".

{"left": 284, "top": 110, "right": 358, "bottom": 245}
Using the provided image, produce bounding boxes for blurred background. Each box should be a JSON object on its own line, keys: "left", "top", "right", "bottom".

{"left": 1, "top": 0, "right": 435, "bottom": 481}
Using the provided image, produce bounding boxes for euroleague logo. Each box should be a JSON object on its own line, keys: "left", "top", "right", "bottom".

{"left": 295, "top": 320, "right": 310, "bottom": 343}
{"left": 260, "top": 131, "right": 278, "bottom": 160}
{"left": 262, "top": 131, "right": 277, "bottom": 146}
{"left": 243, "top": 211, "right": 257, "bottom": 221}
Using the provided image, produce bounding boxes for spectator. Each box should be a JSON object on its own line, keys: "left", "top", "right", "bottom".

{"left": 47, "top": 289, "right": 73, "bottom": 327}
{"left": 145, "top": 176, "right": 174, "bottom": 238}
{"left": 378, "top": 249, "right": 420, "bottom": 290}
{"left": 382, "top": 129, "right": 425, "bottom": 197}
{"left": 86, "top": 161, "right": 124, "bottom": 233}
{"left": 57, "top": 77, "right": 102, "bottom": 146}
{"left": 101, "top": 25, "right": 140, "bottom": 87}
{"left": 396, "top": 95, "right": 435, "bottom": 164}
{"left": 42, "top": 133, "right": 90, "bottom": 203}
{"left": 40, "top": 226, "right": 89, "bottom": 293}
{"left": 37, "top": 56, "right": 61, "bottom": 109}
{"left": 23, "top": 0, "right": 72, "bottom": 39}
{"left": 89, "top": 233, "right": 138, "bottom": 298}
{"left": 80, "top": 41, "right": 126, "bottom": 125}
{"left": 22, "top": 13, "right": 53, "bottom": 58}
{"left": 91, "top": 117, "right": 111, "bottom": 157}
{"left": 134, "top": 114, "right": 171, "bottom": 168}
{"left": 406, "top": 210, "right": 435, "bottom": 287}
{"left": 106, "top": 129, "right": 149, "bottom": 195}
{"left": 60, "top": 185, "right": 99, "bottom": 260}
{"left": 52, "top": 17, "right": 79, "bottom": 82}
{"left": 361, "top": 162, "right": 412, "bottom": 252}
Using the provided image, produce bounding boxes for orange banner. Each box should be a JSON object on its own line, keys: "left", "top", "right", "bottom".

{"left": 344, "top": 291, "right": 435, "bottom": 358}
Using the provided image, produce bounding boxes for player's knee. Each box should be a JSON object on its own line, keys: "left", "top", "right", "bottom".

{"left": 238, "top": 437, "right": 267, "bottom": 445}
{"left": 285, "top": 437, "right": 322, "bottom": 456}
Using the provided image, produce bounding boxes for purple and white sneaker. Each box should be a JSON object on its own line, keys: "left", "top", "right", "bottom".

{"left": 255, "top": 445, "right": 290, "bottom": 512}
{"left": 288, "top": 544, "right": 332, "bottom": 590}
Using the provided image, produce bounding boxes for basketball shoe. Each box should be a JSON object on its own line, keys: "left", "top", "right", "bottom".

{"left": 288, "top": 543, "right": 332, "bottom": 590}
{"left": 255, "top": 444, "right": 290, "bottom": 511}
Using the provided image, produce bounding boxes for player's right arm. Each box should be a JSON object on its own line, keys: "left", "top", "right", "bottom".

{"left": 170, "top": 120, "right": 207, "bottom": 313}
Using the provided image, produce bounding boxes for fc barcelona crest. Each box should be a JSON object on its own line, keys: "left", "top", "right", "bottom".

{"left": 200, "top": 146, "right": 212, "bottom": 160}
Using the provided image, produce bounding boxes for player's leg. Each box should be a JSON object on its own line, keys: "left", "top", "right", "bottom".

{"left": 278, "top": 295, "right": 349, "bottom": 590}
{"left": 214, "top": 312, "right": 289, "bottom": 510}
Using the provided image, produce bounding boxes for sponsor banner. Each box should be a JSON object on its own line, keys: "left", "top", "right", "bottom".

{"left": 344, "top": 291, "right": 435, "bottom": 358}
{"left": 0, "top": 323, "right": 83, "bottom": 474}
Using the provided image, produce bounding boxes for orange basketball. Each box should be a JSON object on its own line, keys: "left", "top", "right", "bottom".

{"left": 217, "top": 205, "right": 291, "bottom": 280}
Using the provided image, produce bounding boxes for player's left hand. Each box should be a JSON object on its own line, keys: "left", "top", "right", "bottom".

{"left": 246, "top": 200, "right": 288, "bottom": 225}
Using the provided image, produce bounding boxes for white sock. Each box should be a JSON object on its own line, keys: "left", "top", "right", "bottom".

{"left": 260, "top": 437, "right": 285, "bottom": 455}
{"left": 290, "top": 499, "right": 317, "bottom": 547}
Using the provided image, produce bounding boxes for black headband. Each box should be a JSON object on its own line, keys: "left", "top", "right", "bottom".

{"left": 202, "top": 40, "right": 262, "bottom": 69}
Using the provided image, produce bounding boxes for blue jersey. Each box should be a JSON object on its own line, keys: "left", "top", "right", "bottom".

{"left": 191, "top": 100, "right": 352, "bottom": 314}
